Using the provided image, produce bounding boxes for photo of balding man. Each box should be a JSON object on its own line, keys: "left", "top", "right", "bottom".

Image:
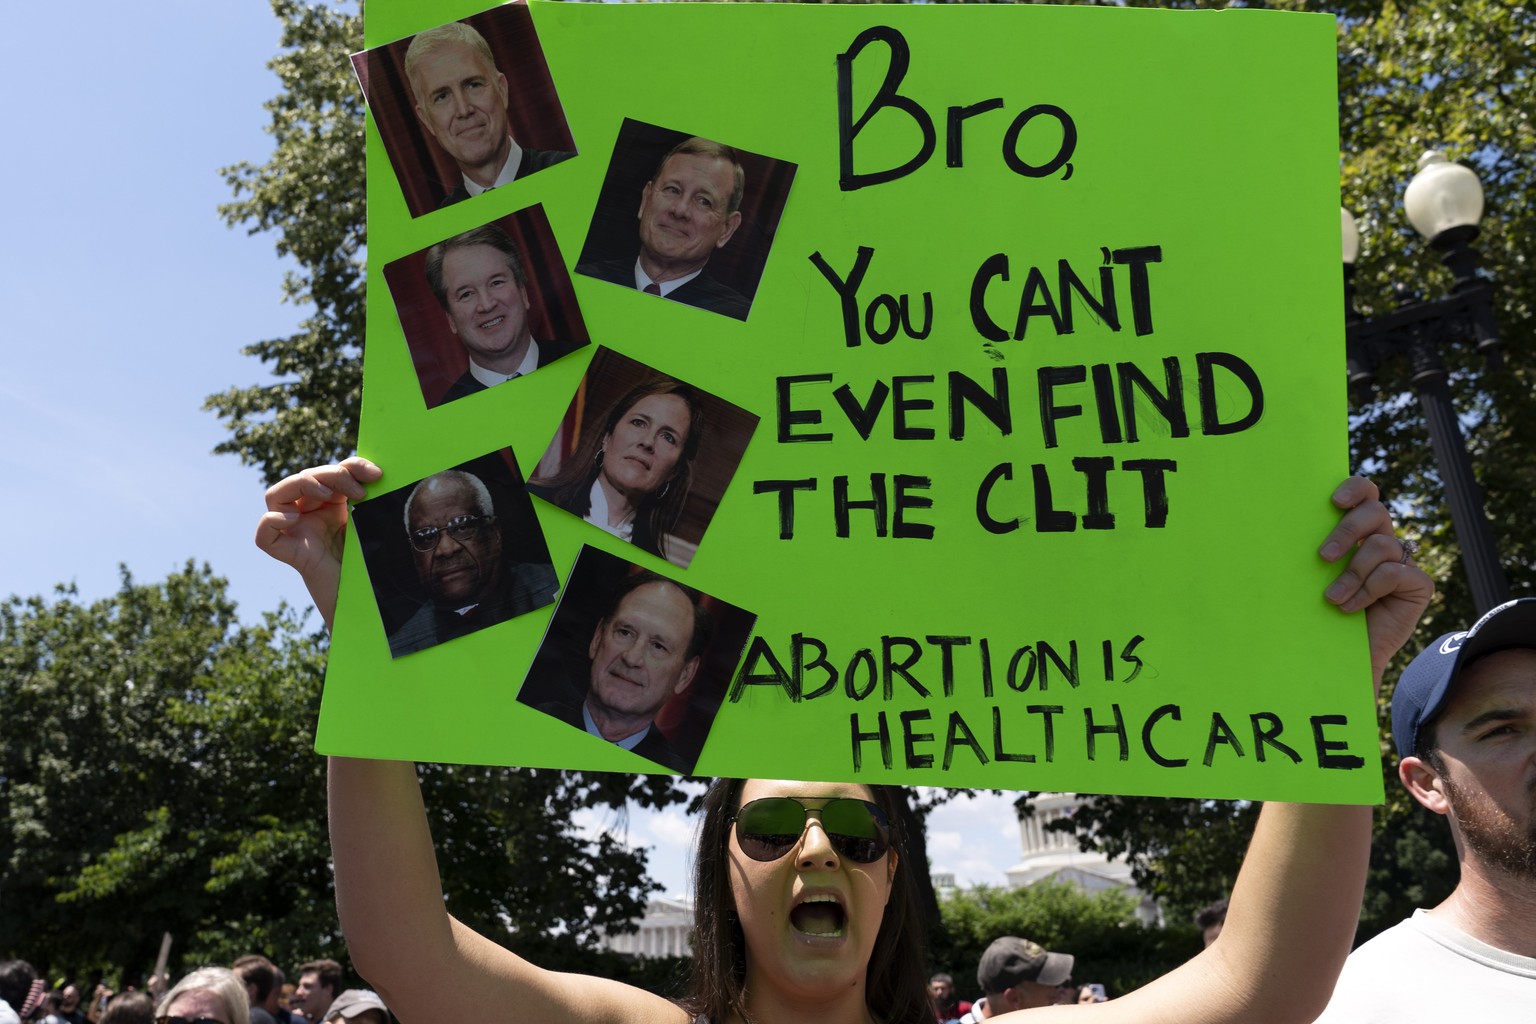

{"left": 517, "top": 546, "right": 756, "bottom": 774}
{"left": 351, "top": 449, "right": 559, "bottom": 658}
{"left": 384, "top": 205, "right": 589, "bottom": 408}
{"left": 352, "top": 4, "right": 576, "bottom": 217}
{"left": 576, "top": 119, "right": 797, "bottom": 322}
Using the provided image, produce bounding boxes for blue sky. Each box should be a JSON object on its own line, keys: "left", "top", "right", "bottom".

{"left": 0, "top": 1, "right": 313, "bottom": 618}
{"left": 0, "top": 0, "right": 1031, "bottom": 900}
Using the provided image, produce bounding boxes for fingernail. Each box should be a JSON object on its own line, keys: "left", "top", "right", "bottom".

{"left": 1320, "top": 541, "right": 1341, "bottom": 561}
{"left": 314, "top": 483, "right": 334, "bottom": 498}
{"left": 1325, "top": 579, "right": 1349, "bottom": 603}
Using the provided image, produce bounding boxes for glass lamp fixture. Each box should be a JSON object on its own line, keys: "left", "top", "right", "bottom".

{"left": 1403, "top": 150, "right": 1483, "bottom": 242}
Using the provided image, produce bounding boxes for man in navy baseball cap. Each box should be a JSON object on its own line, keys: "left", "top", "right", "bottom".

{"left": 1391, "top": 597, "right": 1536, "bottom": 760}
{"left": 1316, "top": 597, "right": 1536, "bottom": 1022}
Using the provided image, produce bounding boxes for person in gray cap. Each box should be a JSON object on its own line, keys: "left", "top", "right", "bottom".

{"left": 321, "top": 990, "right": 388, "bottom": 1024}
{"left": 1315, "top": 597, "right": 1536, "bottom": 1022}
{"left": 959, "top": 936, "right": 1074, "bottom": 1019}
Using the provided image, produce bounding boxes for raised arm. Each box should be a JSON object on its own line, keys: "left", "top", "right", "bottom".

{"left": 328, "top": 758, "right": 686, "bottom": 1024}
{"left": 258, "top": 462, "right": 686, "bottom": 1024}
{"left": 1000, "top": 477, "right": 1433, "bottom": 1024}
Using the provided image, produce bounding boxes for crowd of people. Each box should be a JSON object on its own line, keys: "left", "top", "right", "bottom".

{"left": 0, "top": 958, "right": 388, "bottom": 1024}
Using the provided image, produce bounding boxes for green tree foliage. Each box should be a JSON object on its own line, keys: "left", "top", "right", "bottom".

{"left": 1, "top": 567, "right": 331, "bottom": 978}
{"left": 417, "top": 764, "right": 682, "bottom": 973}
{"left": 931, "top": 881, "right": 1195, "bottom": 998}
{"left": 1333, "top": 8, "right": 1535, "bottom": 932}
{"left": 1338, "top": 0, "right": 1536, "bottom": 630}
{"left": 208, "top": 0, "right": 365, "bottom": 485}
{"left": 0, "top": 567, "right": 676, "bottom": 984}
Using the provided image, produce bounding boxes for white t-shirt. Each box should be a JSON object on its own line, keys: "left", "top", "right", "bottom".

{"left": 0, "top": 999, "right": 20, "bottom": 1024}
{"left": 1313, "top": 909, "right": 1536, "bottom": 1022}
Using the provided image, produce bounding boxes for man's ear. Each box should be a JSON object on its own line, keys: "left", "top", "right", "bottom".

{"left": 589, "top": 619, "right": 606, "bottom": 660}
{"left": 1400, "top": 754, "right": 1451, "bottom": 815}
{"left": 715, "top": 210, "right": 742, "bottom": 249}
{"left": 638, "top": 181, "right": 654, "bottom": 219}
{"left": 674, "top": 655, "right": 700, "bottom": 695}
{"left": 444, "top": 308, "right": 459, "bottom": 337}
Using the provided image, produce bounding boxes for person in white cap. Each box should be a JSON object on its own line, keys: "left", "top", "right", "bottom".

{"left": 321, "top": 990, "right": 388, "bottom": 1024}
{"left": 1315, "top": 597, "right": 1536, "bottom": 1021}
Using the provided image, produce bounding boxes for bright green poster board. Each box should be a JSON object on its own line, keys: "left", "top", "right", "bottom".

{"left": 320, "top": 0, "right": 1383, "bottom": 804}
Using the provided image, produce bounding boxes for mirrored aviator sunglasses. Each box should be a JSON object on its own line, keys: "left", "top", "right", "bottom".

{"left": 732, "top": 796, "right": 892, "bottom": 863}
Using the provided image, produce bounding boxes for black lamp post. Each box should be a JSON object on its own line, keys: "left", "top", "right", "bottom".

{"left": 1342, "top": 151, "right": 1510, "bottom": 613}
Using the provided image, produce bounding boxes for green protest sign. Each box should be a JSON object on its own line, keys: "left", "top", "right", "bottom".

{"left": 320, "top": 0, "right": 1382, "bottom": 803}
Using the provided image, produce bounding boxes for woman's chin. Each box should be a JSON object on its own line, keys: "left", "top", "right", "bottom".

{"left": 748, "top": 943, "right": 869, "bottom": 1012}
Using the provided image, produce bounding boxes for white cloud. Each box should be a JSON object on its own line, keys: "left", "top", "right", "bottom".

{"left": 645, "top": 807, "right": 698, "bottom": 848}
{"left": 924, "top": 791, "right": 1024, "bottom": 888}
{"left": 955, "top": 858, "right": 1010, "bottom": 886}
{"left": 927, "top": 830, "right": 963, "bottom": 855}
{"left": 626, "top": 803, "right": 696, "bottom": 897}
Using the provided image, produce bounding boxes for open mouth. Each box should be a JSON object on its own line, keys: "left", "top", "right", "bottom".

{"left": 789, "top": 894, "right": 847, "bottom": 937}
{"left": 478, "top": 315, "right": 505, "bottom": 330}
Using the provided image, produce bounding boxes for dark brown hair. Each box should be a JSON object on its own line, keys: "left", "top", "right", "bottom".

{"left": 680, "top": 779, "right": 931, "bottom": 1024}
{"left": 232, "top": 955, "right": 277, "bottom": 1002}
{"left": 1193, "top": 898, "right": 1228, "bottom": 932}
{"left": 100, "top": 992, "right": 155, "bottom": 1024}
{"left": 423, "top": 223, "right": 529, "bottom": 309}
{"left": 297, "top": 960, "right": 343, "bottom": 997}
{"left": 530, "top": 377, "right": 704, "bottom": 560}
